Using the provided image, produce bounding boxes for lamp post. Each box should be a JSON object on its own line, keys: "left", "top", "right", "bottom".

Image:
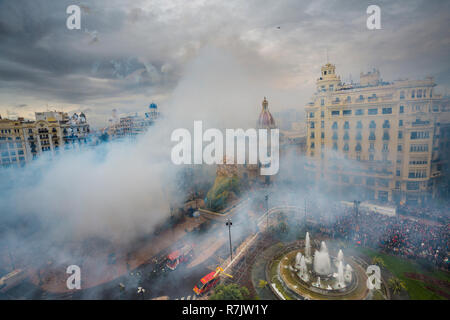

{"left": 226, "top": 219, "right": 233, "bottom": 261}
{"left": 265, "top": 194, "right": 269, "bottom": 228}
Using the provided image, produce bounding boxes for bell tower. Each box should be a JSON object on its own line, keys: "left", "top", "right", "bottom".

{"left": 316, "top": 63, "right": 341, "bottom": 92}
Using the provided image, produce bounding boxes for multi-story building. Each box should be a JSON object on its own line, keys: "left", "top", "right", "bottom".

{"left": 305, "top": 62, "right": 449, "bottom": 205}
{"left": 0, "top": 111, "right": 90, "bottom": 168}
{"left": 107, "top": 103, "right": 159, "bottom": 139}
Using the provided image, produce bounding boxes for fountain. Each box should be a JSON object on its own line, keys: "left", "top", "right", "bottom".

{"left": 336, "top": 261, "right": 345, "bottom": 288}
{"left": 305, "top": 232, "right": 312, "bottom": 263}
{"left": 294, "top": 252, "right": 302, "bottom": 269}
{"left": 336, "top": 249, "right": 344, "bottom": 267}
{"left": 267, "top": 229, "right": 371, "bottom": 300}
{"left": 313, "top": 242, "right": 332, "bottom": 276}
{"left": 298, "top": 255, "right": 309, "bottom": 282}
{"left": 344, "top": 264, "right": 353, "bottom": 283}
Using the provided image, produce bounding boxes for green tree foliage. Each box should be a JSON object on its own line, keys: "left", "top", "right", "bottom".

{"left": 371, "top": 256, "right": 386, "bottom": 268}
{"left": 209, "top": 283, "right": 249, "bottom": 300}
{"left": 388, "top": 277, "right": 407, "bottom": 295}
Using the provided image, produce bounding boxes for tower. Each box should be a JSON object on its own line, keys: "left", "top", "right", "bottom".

{"left": 316, "top": 63, "right": 341, "bottom": 92}
{"left": 257, "top": 97, "right": 276, "bottom": 129}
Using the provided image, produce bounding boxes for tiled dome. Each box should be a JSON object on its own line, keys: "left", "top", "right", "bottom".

{"left": 258, "top": 97, "right": 276, "bottom": 129}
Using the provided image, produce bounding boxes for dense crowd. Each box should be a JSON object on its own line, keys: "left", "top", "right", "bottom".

{"left": 397, "top": 202, "right": 450, "bottom": 225}
{"left": 315, "top": 208, "right": 449, "bottom": 270}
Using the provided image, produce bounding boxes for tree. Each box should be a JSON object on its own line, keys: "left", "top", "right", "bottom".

{"left": 388, "top": 277, "right": 406, "bottom": 295}
{"left": 209, "top": 284, "right": 249, "bottom": 300}
{"left": 258, "top": 280, "right": 268, "bottom": 289}
{"left": 371, "top": 256, "right": 386, "bottom": 268}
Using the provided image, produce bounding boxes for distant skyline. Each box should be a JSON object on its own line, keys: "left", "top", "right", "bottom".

{"left": 0, "top": 0, "right": 449, "bottom": 128}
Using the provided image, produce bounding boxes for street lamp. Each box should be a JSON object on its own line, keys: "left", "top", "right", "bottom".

{"left": 265, "top": 194, "right": 269, "bottom": 228}
{"left": 226, "top": 219, "right": 233, "bottom": 261}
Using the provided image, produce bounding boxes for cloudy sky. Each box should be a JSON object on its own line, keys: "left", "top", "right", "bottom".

{"left": 0, "top": 0, "right": 449, "bottom": 128}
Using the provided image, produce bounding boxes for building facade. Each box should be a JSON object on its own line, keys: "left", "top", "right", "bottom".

{"left": 107, "top": 103, "right": 159, "bottom": 139}
{"left": 305, "top": 63, "right": 449, "bottom": 205}
{"left": 0, "top": 111, "right": 90, "bottom": 168}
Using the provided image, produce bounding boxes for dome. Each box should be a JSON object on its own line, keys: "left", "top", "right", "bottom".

{"left": 257, "top": 97, "right": 276, "bottom": 129}
{"left": 149, "top": 102, "right": 158, "bottom": 109}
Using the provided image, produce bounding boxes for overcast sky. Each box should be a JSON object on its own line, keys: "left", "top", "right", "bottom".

{"left": 0, "top": 0, "right": 449, "bottom": 128}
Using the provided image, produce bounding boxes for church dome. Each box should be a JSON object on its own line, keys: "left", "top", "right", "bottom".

{"left": 257, "top": 97, "right": 276, "bottom": 129}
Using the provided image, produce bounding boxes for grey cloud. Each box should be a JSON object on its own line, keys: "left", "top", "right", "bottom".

{"left": 0, "top": 0, "right": 448, "bottom": 122}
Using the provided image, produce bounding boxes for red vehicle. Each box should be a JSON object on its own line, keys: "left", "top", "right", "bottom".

{"left": 166, "top": 245, "right": 194, "bottom": 270}
{"left": 193, "top": 267, "right": 232, "bottom": 296}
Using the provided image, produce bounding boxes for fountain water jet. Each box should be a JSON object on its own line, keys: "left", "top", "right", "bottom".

{"left": 313, "top": 241, "right": 332, "bottom": 276}
{"left": 337, "top": 261, "right": 345, "bottom": 288}
{"left": 305, "top": 232, "right": 312, "bottom": 263}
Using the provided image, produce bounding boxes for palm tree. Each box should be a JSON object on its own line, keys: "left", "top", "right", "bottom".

{"left": 388, "top": 277, "right": 406, "bottom": 295}
{"left": 371, "top": 256, "right": 386, "bottom": 268}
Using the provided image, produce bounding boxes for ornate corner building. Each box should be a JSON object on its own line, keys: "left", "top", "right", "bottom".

{"left": 0, "top": 111, "right": 90, "bottom": 168}
{"left": 305, "top": 63, "right": 450, "bottom": 205}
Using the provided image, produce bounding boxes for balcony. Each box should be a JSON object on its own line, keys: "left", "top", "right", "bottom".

{"left": 411, "top": 120, "right": 430, "bottom": 127}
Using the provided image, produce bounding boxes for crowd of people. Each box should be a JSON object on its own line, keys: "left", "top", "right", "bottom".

{"left": 397, "top": 202, "right": 450, "bottom": 225}
{"left": 313, "top": 207, "right": 449, "bottom": 271}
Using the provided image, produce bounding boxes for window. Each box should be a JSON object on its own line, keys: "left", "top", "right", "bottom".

{"left": 410, "top": 144, "right": 429, "bottom": 152}
{"left": 333, "top": 142, "right": 338, "bottom": 150}
{"left": 417, "top": 89, "right": 422, "bottom": 98}
{"left": 343, "top": 132, "right": 349, "bottom": 140}
{"left": 356, "top": 121, "right": 362, "bottom": 129}
{"left": 310, "top": 122, "right": 315, "bottom": 129}
{"left": 358, "top": 95, "right": 364, "bottom": 101}
{"left": 410, "top": 131, "right": 429, "bottom": 140}
{"left": 343, "top": 143, "right": 349, "bottom": 151}
{"left": 368, "top": 108, "right": 378, "bottom": 115}
{"left": 369, "top": 154, "right": 374, "bottom": 161}
{"left": 400, "top": 91, "right": 405, "bottom": 99}
{"left": 369, "top": 132, "right": 376, "bottom": 140}
{"left": 398, "top": 131, "right": 403, "bottom": 139}
{"left": 355, "top": 109, "right": 364, "bottom": 115}
{"left": 329, "top": 85, "right": 334, "bottom": 91}
{"left": 346, "top": 96, "right": 351, "bottom": 102}
{"left": 355, "top": 143, "right": 362, "bottom": 152}
{"left": 309, "top": 112, "right": 315, "bottom": 118}
{"left": 310, "top": 132, "right": 315, "bottom": 138}
{"left": 321, "top": 121, "right": 324, "bottom": 128}
{"left": 332, "top": 122, "right": 338, "bottom": 130}
{"left": 411, "top": 90, "right": 415, "bottom": 98}
{"left": 383, "top": 132, "right": 390, "bottom": 140}
{"left": 382, "top": 107, "right": 392, "bottom": 114}
{"left": 331, "top": 111, "right": 340, "bottom": 116}
{"left": 396, "top": 170, "right": 401, "bottom": 177}
{"left": 356, "top": 132, "right": 362, "bottom": 140}
{"left": 397, "top": 145, "right": 403, "bottom": 152}
{"left": 344, "top": 121, "right": 350, "bottom": 129}
{"left": 408, "top": 170, "right": 427, "bottom": 178}
{"left": 383, "top": 120, "right": 390, "bottom": 128}
{"left": 321, "top": 111, "right": 325, "bottom": 117}
{"left": 383, "top": 143, "right": 389, "bottom": 151}
{"left": 310, "top": 142, "right": 315, "bottom": 149}
{"left": 369, "top": 120, "right": 376, "bottom": 129}
{"left": 321, "top": 132, "right": 325, "bottom": 139}
{"left": 407, "top": 182, "right": 419, "bottom": 190}
{"left": 399, "top": 120, "right": 403, "bottom": 127}
{"left": 321, "top": 98, "right": 325, "bottom": 106}
{"left": 332, "top": 132, "right": 338, "bottom": 140}
{"left": 399, "top": 105, "right": 404, "bottom": 113}
{"left": 343, "top": 110, "right": 352, "bottom": 116}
